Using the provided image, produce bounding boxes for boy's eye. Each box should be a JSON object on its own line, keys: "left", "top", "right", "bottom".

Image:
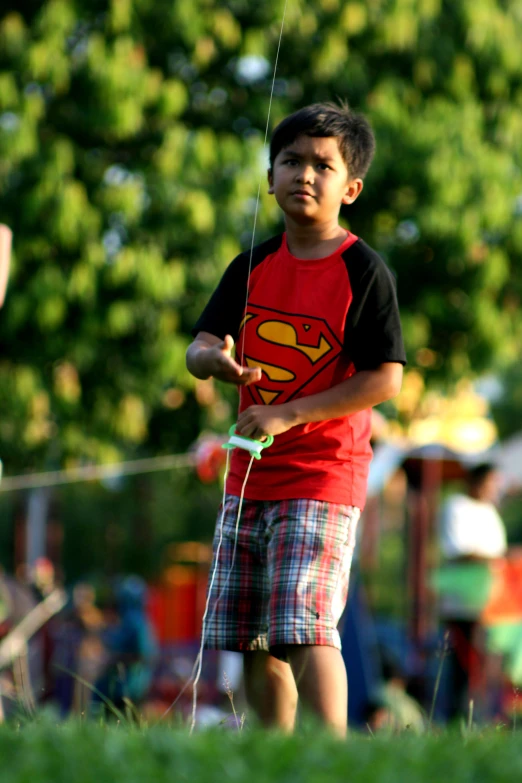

{"left": 283, "top": 158, "right": 298, "bottom": 166}
{"left": 317, "top": 163, "right": 331, "bottom": 171}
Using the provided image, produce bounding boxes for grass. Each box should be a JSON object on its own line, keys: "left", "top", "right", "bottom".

{"left": 0, "top": 716, "right": 521, "bottom": 783}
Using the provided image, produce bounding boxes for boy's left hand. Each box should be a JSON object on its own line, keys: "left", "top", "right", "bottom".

{"left": 236, "top": 404, "right": 296, "bottom": 440}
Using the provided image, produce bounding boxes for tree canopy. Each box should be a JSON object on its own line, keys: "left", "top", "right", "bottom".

{"left": 1, "top": 0, "right": 522, "bottom": 472}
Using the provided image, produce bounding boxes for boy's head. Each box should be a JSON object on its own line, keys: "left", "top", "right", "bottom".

{"left": 268, "top": 102, "right": 375, "bottom": 224}
{"left": 269, "top": 102, "right": 376, "bottom": 181}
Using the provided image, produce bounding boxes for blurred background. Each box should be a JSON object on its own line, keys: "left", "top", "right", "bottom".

{"left": 1, "top": 0, "right": 522, "bottom": 730}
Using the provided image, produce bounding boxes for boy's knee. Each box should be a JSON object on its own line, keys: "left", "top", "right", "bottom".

{"left": 244, "top": 651, "right": 294, "bottom": 688}
{"left": 269, "top": 644, "right": 289, "bottom": 662}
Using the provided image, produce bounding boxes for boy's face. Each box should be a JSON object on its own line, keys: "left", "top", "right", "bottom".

{"left": 268, "top": 135, "right": 363, "bottom": 226}
{"left": 471, "top": 470, "right": 501, "bottom": 504}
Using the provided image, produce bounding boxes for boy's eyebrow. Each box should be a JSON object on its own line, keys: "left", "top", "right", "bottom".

{"left": 281, "top": 149, "right": 337, "bottom": 163}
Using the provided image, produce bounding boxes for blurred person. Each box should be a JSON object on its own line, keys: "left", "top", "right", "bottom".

{"left": 365, "top": 652, "right": 425, "bottom": 735}
{"left": 28, "top": 557, "right": 58, "bottom": 699}
{"left": 0, "top": 569, "right": 12, "bottom": 638}
{"left": 0, "top": 571, "right": 13, "bottom": 721}
{"left": 25, "top": 558, "right": 67, "bottom": 704}
{"left": 439, "top": 463, "right": 507, "bottom": 562}
{"left": 29, "top": 557, "right": 56, "bottom": 601}
{"left": 0, "top": 566, "right": 41, "bottom": 717}
{"left": 70, "top": 583, "right": 107, "bottom": 714}
{"left": 51, "top": 581, "right": 106, "bottom": 715}
{"left": 437, "top": 463, "right": 507, "bottom": 721}
{"left": 95, "top": 576, "right": 158, "bottom": 715}
{"left": 72, "top": 582, "right": 105, "bottom": 630}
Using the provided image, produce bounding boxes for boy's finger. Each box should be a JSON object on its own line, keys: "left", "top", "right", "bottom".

{"left": 236, "top": 367, "right": 262, "bottom": 385}
{"left": 235, "top": 373, "right": 258, "bottom": 386}
{"left": 218, "top": 353, "right": 243, "bottom": 375}
{"left": 237, "top": 419, "right": 254, "bottom": 437}
{"left": 241, "top": 366, "right": 262, "bottom": 380}
{"left": 219, "top": 355, "right": 261, "bottom": 379}
{"left": 221, "top": 334, "right": 235, "bottom": 354}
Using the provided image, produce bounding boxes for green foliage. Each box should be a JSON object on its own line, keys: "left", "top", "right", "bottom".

{"left": 56, "top": 470, "right": 221, "bottom": 581}
{"left": 1, "top": 0, "right": 522, "bottom": 476}
{"left": 491, "top": 364, "right": 522, "bottom": 441}
{"left": 0, "top": 1, "right": 265, "bottom": 471}
{"left": 0, "top": 720, "right": 521, "bottom": 783}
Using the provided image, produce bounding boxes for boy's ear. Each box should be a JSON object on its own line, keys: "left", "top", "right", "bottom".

{"left": 342, "top": 178, "right": 364, "bottom": 205}
{"left": 267, "top": 168, "right": 274, "bottom": 194}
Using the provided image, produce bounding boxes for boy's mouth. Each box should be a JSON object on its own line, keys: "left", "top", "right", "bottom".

{"left": 292, "top": 189, "right": 315, "bottom": 199}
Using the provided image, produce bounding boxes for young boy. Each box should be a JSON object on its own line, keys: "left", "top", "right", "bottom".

{"left": 186, "top": 102, "right": 406, "bottom": 736}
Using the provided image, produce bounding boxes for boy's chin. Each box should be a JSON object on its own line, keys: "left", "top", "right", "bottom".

{"left": 285, "top": 210, "right": 326, "bottom": 227}
{"left": 283, "top": 202, "right": 318, "bottom": 219}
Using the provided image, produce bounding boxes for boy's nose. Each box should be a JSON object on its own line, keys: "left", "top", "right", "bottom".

{"left": 296, "top": 165, "right": 314, "bottom": 183}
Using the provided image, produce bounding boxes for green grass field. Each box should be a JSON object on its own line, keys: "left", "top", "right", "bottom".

{"left": 0, "top": 719, "right": 520, "bottom": 783}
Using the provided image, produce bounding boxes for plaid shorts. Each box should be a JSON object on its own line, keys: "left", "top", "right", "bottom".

{"left": 203, "top": 495, "right": 360, "bottom": 654}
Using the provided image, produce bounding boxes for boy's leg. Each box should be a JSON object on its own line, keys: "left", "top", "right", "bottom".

{"left": 265, "top": 499, "right": 360, "bottom": 737}
{"left": 243, "top": 650, "right": 298, "bottom": 731}
{"left": 286, "top": 644, "right": 348, "bottom": 737}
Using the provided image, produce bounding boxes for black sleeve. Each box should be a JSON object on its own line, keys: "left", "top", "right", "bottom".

{"left": 343, "top": 240, "right": 407, "bottom": 370}
{"left": 191, "top": 252, "right": 249, "bottom": 342}
{"left": 191, "top": 234, "right": 284, "bottom": 342}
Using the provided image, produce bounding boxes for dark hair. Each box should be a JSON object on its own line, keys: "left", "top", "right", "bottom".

{"left": 468, "top": 462, "right": 498, "bottom": 486}
{"left": 379, "top": 647, "right": 406, "bottom": 682}
{"left": 269, "top": 101, "right": 376, "bottom": 180}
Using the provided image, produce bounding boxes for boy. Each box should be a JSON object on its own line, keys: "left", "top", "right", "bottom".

{"left": 186, "top": 102, "right": 406, "bottom": 736}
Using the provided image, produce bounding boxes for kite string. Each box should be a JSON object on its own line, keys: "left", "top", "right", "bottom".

{"left": 189, "top": 452, "right": 255, "bottom": 733}
{"left": 191, "top": 2, "right": 289, "bottom": 729}
{"left": 163, "top": 3, "right": 289, "bottom": 731}
{"left": 239, "top": 0, "right": 289, "bottom": 368}
{"left": 159, "top": 448, "right": 232, "bottom": 724}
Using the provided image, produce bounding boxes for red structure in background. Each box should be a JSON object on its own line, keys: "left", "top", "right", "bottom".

{"left": 146, "top": 440, "right": 222, "bottom": 644}
{"left": 402, "top": 446, "right": 467, "bottom": 643}
{"left": 147, "top": 542, "right": 210, "bottom": 643}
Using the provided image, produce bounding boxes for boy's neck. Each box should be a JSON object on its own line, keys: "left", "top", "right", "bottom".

{"left": 284, "top": 219, "right": 348, "bottom": 260}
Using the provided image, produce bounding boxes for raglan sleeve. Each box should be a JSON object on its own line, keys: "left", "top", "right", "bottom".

{"left": 191, "top": 253, "right": 248, "bottom": 342}
{"left": 344, "top": 249, "right": 407, "bottom": 371}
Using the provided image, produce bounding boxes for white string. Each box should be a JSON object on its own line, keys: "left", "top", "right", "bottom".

{"left": 159, "top": 447, "right": 231, "bottom": 722}
{"left": 239, "top": 0, "right": 289, "bottom": 367}
{"left": 164, "top": 2, "right": 289, "bottom": 731}
{"left": 206, "top": 455, "right": 256, "bottom": 618}
{"left": 0, "top": 452, "right": 196, "bottom": 492}
{"left": 189, "top": 453, "right": 255, "bottom": 733}
{"left": 158, "top": 451, "right": 255, "bottom": 729}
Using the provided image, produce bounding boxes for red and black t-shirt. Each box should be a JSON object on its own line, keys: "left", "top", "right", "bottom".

{"left": 192, "top": 232, "right": 406, "bottom": 508}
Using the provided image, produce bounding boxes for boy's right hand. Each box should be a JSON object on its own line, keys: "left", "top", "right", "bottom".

{"left": 188, "top": 333, "right": 262, "bottom": 385}
{"left": 207, "top": 335, "right": 262, "bottom": 385}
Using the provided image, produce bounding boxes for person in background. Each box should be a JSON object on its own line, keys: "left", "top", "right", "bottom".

{"left": 365, "top": 651, "right": 425, "bottom": 735}
{"left": 51, "top": 581, "right": 105, "bottom": 715}
{"left": 96, "top": 576, "right": 158, "bottom": 715}
{"left": 438, "top": 463, "right": 507, "bottom": 721}
{"left": 439, "top": 463, "right": 507, "bottom": 562}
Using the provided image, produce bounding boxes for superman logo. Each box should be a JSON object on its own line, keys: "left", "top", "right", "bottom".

{"left": 238, "top": 304, "right": 342, "bottom": 405}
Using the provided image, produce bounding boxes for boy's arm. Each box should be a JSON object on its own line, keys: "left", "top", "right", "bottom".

{"left": 234, "top": 247, "right": 405, "bottom": 438}
{"left": 236, "top": 362, "right": 403, "bottom": 439}
{"left": 0, "top": 224, "right": 12, "bottom": 308}
{"left": 186, "top": 332, "right": 261, "bottom": 385}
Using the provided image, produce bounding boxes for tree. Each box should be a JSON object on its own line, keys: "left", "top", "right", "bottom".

{"left": 236, "top": 0, "right": 522, "bottom": 385}
{"left": 1, "top": 0, "right": 522, "bottom": 474}
{"left": 0, "top": 0, "right": 265, "bottom": 470}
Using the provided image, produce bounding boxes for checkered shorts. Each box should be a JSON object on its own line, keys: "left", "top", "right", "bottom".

{"left": 203, "top": 495, "right": 360, "bottom": 654}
